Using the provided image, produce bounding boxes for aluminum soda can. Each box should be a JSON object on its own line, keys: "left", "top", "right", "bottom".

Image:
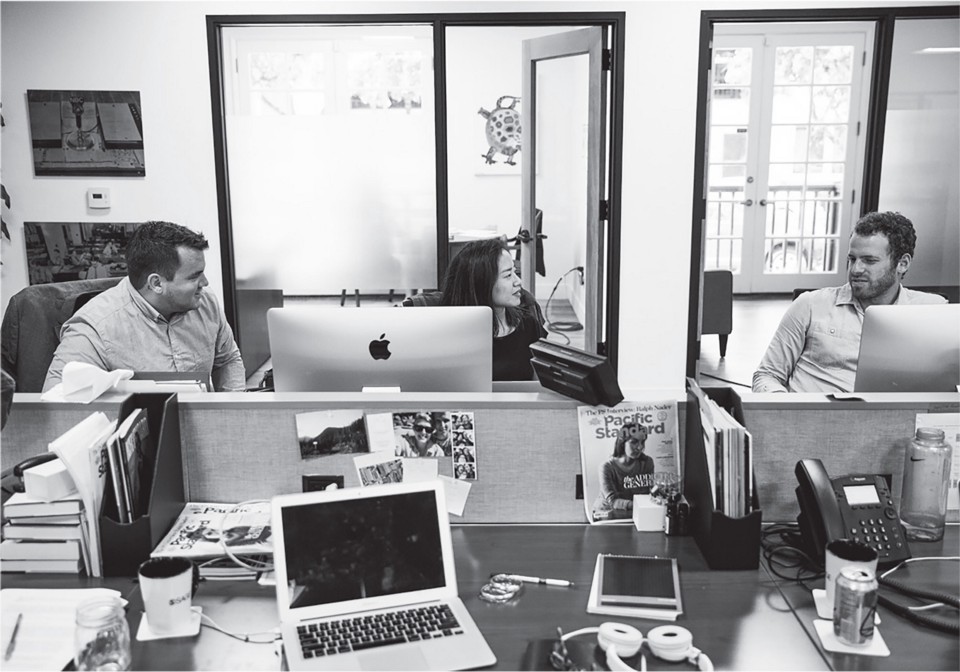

{"left": 833, "top": 566, "right": 878, "bottom": 645}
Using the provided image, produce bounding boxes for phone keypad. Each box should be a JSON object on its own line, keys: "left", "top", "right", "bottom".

{"left": 848, "top": 505, "right": 905, "bottom": 558}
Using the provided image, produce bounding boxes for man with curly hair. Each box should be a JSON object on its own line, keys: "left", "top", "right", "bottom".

{"left": 753, "top": 212, "right": 946, "bottom": 393}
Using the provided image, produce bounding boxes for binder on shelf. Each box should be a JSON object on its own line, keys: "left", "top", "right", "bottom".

{"left": 684, "top": 379, "right": 762, "bottom": 570}
{"left": 99, "top": 393, "right": 185, "bottom": 577}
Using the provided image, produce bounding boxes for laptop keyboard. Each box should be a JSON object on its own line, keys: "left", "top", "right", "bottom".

{"left": 297, "top": 604, "right": 464, "bottom": 659}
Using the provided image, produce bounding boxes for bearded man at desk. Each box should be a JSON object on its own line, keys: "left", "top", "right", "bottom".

{"left": 752, "top": 211, "right": 946, "bottom": 393}
{"left": 43, "top": 221, "right": 245, "bottom": 392}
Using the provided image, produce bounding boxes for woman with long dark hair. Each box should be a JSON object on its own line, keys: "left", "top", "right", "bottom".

{"left": 440, "top": 238, "right": 546, "bottom": 381}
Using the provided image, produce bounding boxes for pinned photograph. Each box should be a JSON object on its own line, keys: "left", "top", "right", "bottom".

{"left": 354, "top": 452, "right": 404, "bottom": 487}
{"left": 295, "top": 409, "right": 369, "bottom": 459}
{"left": 454, "top": 463, "right": 477, "bottom": 481}
{"left": 392, "top": 411, "right": 453, "bottom": 458}
{"left": 27, "top": 89, "right": 145, "bottom": 176}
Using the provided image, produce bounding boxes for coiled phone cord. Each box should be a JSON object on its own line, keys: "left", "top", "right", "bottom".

{"left": 876, "top": 594, "right": 959, "bottom": 635}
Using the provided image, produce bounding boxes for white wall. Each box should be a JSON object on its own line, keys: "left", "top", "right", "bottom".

{"left": 2, "top": 0, "right": 953, "bottom": 394}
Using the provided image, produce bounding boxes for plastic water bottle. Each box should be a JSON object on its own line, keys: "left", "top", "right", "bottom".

{"left": 899, "top": 427, "right": 952, "bottom": 542}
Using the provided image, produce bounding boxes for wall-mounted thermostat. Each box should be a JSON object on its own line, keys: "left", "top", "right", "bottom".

{"left": 86, "top": 188, "right": 111, "bottom": 210}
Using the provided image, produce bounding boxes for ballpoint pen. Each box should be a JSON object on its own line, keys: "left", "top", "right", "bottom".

{"left": 4, "top": 612, "right": 23, "bottom": 662}
{"left": 502, "top": 574, "right": 575, "bottom": 587}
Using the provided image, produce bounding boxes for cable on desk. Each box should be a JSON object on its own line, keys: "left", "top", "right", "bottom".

{"left": 760, "top": 523, "right": 822, "bottom": 589}
{"left": 216, "top": 499, "right": 275, "bottom": 573}
{"left": 199, "top": 613, "right": 278, "bottom": 644}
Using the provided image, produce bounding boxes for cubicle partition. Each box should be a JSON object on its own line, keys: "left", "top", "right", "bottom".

{"left": 3, "top": 392, "right": 957, "bottom": 524}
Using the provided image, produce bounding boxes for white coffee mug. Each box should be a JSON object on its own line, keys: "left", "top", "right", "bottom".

{"left": 138, "top": 557, "right": 199, "bottom": 634}
{"left": 824, "top": 539, "right": 878, "bottom": 607}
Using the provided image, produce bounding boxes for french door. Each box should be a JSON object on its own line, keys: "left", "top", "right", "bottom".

{"left": 705, "top": 24, "right": 874, "bottom": 293}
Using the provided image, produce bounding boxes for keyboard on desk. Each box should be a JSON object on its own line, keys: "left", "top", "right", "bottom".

{"left": 297, "top": 604, "right": 464, "bottom": 659}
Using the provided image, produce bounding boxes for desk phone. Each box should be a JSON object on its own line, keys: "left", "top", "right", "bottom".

{"left": 795, "top": 459, "right": 911, "bottom": 568}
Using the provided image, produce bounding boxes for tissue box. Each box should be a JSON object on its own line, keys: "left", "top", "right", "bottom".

{"left": 632, "top": 494, "right": 665, "bottom": 532}
{"left": 24, "top": 458, "right": 78, "bottom": 502}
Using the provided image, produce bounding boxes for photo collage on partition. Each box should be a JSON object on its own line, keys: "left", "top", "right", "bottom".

{"left": 293, "top": 409, "right": 477, "bottom": 482}
{"left": 450, "top": 412, "right": 477, "bottom": 481}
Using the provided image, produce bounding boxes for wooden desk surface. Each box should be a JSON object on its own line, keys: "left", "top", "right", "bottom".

{"left": 3, "top": 525, "right": 828, "bottom": 671}
{"left": 768, "top": 525, "right": 960, "bottom": 672}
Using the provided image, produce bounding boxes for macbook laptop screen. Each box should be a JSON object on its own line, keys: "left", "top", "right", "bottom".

{"left": 278, "top": 489, "right": 447, "bottom": 611}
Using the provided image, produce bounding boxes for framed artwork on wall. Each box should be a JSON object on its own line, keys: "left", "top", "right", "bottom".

{"left": 24, "top": 221, "right": 141, "bottom": 285}
{"left": 27, "top": 89, "right": 145, "bottom": 176}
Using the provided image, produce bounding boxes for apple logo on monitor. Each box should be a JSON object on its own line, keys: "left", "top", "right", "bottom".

{"left": 369, "top": 333, "right": 391, "bottom": 360}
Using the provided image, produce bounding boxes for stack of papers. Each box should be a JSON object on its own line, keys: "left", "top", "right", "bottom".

{"left": 697, "top": 394, "right": 753, "bottom": 518}
{"left": 1, "top": 588, "right": 126, "bottom": 671}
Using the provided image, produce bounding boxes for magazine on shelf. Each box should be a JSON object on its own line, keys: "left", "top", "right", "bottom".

{"left": 103, "top": 408, "right": 150, "bottom": 524}
{"left": 578, "top": 401, "right": 680, "bottom": 524}
{"left": 151, "top": 502, "right": 273, "bottom": 558}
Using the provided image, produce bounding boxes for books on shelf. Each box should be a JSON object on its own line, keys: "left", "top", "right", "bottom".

{"left": 0, "top": 539, "right": 83, "bottom": 561}
{"left": 2, "top": 492, "right": 83, "bottom": 518}
{"left": 0, "top": 558, "right": 84, "bottom": 573}
{"left": 2, "top": 520, "right": 84, "bottom": 541}
{"left": 151, "top": 502, "right": 273, "bottom": 559}
{"left": 1, "top": 493, "right": 91, "bottom": 575}
{"left": 587, "top": 553, "right": 683, "bottom": 621}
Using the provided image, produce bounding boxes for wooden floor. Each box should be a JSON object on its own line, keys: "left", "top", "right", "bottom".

{"left": 697, "top": 295, "right": 794, "bottom": 390}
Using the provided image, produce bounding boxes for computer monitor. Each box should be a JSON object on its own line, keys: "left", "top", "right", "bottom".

{"left": 854, "top": 304, "right": 960, "bottom": 392}
{"left": 266, "top": 306, "right": 493, "bottom": 392}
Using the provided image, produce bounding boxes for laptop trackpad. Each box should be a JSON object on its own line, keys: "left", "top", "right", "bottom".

{"left": 358, "top": 647, "right": 428, "bottom": 671}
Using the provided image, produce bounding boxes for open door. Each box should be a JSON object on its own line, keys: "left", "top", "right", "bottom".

{"left": 521, "top": 27, "right": 607, "bottom": 355}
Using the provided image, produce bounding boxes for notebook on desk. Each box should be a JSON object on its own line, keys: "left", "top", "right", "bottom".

{"left": 271, "top": 481, "right": 496, "bottom": 671}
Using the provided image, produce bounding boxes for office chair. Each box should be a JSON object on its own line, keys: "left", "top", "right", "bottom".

{"left": 1, "top": 277, "right": 121, "bottom": 392}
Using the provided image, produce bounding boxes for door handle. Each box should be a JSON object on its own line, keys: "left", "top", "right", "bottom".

{"left": 759, "top": 199, "right": 768, "bottom": 206}
{"left": 741, "top": 199, "right": 753, "bottom": 206}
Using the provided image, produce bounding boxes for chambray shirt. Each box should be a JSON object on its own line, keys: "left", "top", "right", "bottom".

{"left": 43, "top": 278, "right": 245, "bottom": 392}
{"left": 752, "top": 284, "right": 947, "bottom": 394}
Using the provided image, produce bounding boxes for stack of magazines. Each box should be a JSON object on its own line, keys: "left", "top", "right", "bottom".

{"left": 695, "top": 391, "right": 753, "bottom": 518}
{"left": 150, "top": 502, "right": 273, "bottom": 580}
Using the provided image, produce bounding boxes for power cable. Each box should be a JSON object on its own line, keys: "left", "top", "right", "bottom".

{"left": 544, "top": 267, "right": 584, "bottom": 345}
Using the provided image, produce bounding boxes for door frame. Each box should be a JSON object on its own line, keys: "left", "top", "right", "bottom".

{"left": 686, "top": 4, "right": 960, "bottom": 380}
{"left": 521, "top": 27, "right": 606, "bottom": 355}
{"left": 206, "top": 11, "right": 625, "bottom": 370}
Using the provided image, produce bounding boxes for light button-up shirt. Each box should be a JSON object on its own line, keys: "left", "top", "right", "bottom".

{"left": 752, "top": 283, "right": 947, "bottom": 393}
{"left": 43, "top": 278, "right": 245, "bottom": 392}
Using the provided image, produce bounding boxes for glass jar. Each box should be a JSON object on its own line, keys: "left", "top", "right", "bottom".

{"left": 900, "top": 427, "right": 952, "bottom": 542}
{"left": 74, "top": 597, "right": 131, "bottom": 671}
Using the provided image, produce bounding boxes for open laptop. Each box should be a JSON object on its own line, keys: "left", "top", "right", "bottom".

{"left": 266, "top": 306, "right": 493, "bottom": 392}
{"left": 854, "top": 304, "right": 960, "bottom": 392}
{"left": 271, "top": 481, "right": 496, "bottom": 671}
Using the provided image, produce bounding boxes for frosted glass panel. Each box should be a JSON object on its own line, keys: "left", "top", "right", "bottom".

{"left": 224, "top": 25, "right": 436, "bottom": 294}
{"left": 878, "top": 18, "right": 960, "bottom": 287}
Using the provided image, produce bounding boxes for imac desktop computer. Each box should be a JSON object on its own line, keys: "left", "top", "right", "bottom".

{"left": 266, "top": 306, "right": 493, "bottom": 393}
{"left": 854, "top": 303, "right": 960, "bottom": 393}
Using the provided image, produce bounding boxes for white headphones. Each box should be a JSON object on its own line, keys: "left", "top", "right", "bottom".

{"left": 560, "top": 622, "right": 713, "bottom": 672}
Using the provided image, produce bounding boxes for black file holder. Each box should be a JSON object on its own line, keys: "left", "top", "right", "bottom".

{"left": 684, "top": 379, "right": 762, "bottom": 570}
{"left": 99, "top": 393, "right": 185, "bottom": 577}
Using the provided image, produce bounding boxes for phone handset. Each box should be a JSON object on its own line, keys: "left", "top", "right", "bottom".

{"left": 794, "top": 458, "right": 846, "bottom": 562}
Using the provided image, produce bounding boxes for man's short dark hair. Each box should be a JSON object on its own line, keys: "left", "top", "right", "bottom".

{"left": 853, "top": 211, "right": 917, "bottom": 262}
{"left": 126, "top": 221, "right": 209, "bottom": 289}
